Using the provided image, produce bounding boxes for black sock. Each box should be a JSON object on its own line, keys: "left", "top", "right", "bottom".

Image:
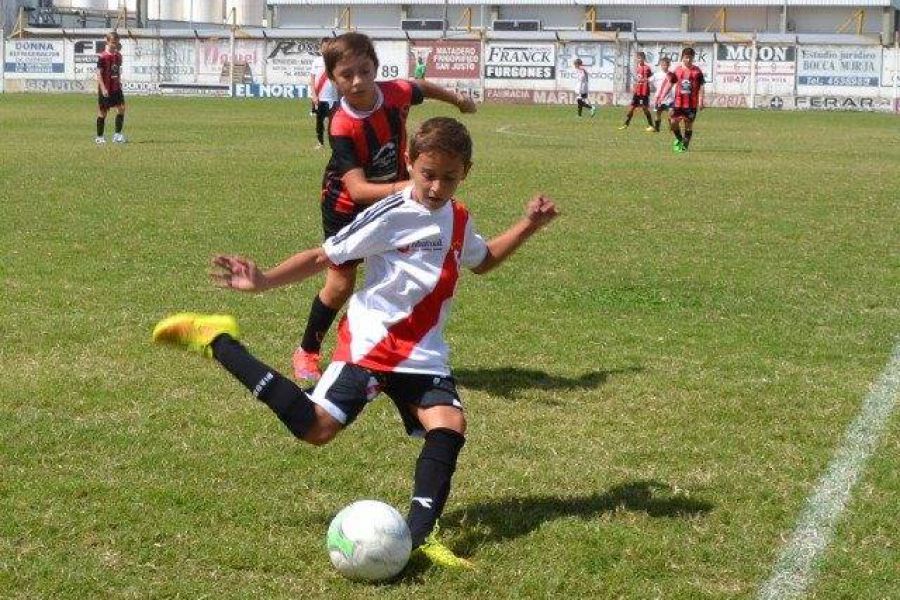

{"left": 407, "top": 428, "right": 466, "bottom": 548}
{"left": 654, "top": 118, "right": 661, "bottom": 131}
{"left": 684, "top": 130, "right": 693, "bottom": 148}
{"left": 115, "top": 114, "right": 124, "bottom": 134}
{"left": 673, "top": 129, "right": 683, "bottom": 142}
{"left": 645, "top": 112, "right": 654, "bottom": 126}
{"left": 96, "top": 117, "right": 105, "bottom": 137}
{"left": 300, "top": 295, "right": 339, "bottom": 353}
{"left": 624, "top": 114, "right": 632, "bottom": 125}
{"left": 211, "top": 334, "right": 317, "bottom": 438}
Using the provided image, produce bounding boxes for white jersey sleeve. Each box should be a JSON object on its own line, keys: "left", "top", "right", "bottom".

{"left": 461, "top": 215, "right": 488, "bottom": 269}
{"left": 323, "top": 195, "right": 440, "bottom": 265}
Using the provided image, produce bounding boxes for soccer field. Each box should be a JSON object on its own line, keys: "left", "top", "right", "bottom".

{"left": 1, "top": 94, "right": 898, "bottom": 599}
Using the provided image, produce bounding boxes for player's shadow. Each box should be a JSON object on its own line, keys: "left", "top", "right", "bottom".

{"left": 445, "top": 480, "right": 714, "bottom": 554}
{"left": 453, "top": 366, "right": 643, "bottom": 401}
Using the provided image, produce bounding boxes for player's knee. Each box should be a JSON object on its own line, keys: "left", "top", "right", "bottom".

{"left": 302, "top": 418, "right": 342, "bottom": 446}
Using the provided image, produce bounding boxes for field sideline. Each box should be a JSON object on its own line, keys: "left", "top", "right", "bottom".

{"left": 1, "top": 94, "right": 898, "bottom": 599}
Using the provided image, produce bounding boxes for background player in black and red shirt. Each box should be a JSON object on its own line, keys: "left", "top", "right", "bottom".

{"left": 293, "top": 32, "right": 477, "bottom": 381}
{"left": 619, "top": 51, "right": 654, "bottom": 131}
{"left": 95, "top": 31, "right": 126, "bottom": 144}
{"left": 666, "top": 47, "right": 705, "bottom": 153}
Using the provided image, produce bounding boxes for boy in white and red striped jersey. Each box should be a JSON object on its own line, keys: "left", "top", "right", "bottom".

{"left": 152, "top": 117, "right": 558, "bottom": 569}
{"left": 308, "top": 37, "right": 341, "bottom": 149}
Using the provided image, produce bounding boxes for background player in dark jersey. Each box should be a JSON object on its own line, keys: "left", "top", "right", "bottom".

{"left": 618, "top": 51, "right": 654, "bottom": 131}
{"left": 666, "top": 47, "right": 705, "bottom": 153}
{"left": 95, "top": 31, "right": 126, "bottom": 145}
{"left": 293, "top": 32, "right": 477, "bottom": 382}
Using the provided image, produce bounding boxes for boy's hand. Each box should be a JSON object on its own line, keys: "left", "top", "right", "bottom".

{"left": 525, "top": 194, "right": 559, "bottom": 228}
{"left": 211, "top": 255, "right": 267, "bottom": 292}
{"left": 456, "top": 94, "right": 477, "bottom": 114}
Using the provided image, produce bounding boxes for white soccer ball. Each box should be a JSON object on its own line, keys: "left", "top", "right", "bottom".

{"left": 326, "top": 499, "right": 412, "bottom": 582}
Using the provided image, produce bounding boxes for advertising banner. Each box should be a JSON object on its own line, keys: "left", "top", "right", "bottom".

{"left": 70, "top": 38, "right": 105, "bottom": 79}
{"left": 882, "top": 48, "right": 900, "bottom": 87}
{"left": 197, "top": 38, "right": 264, "bottom": 84}
{"left": 374, "top": 40, "right": 408, "bottom": 81}
{"left": 636, "top": 44, "right": 713, "bottom": 74}
{"left": 408, "top": 40, "right": 481, "bottom": 79}
{"left": 4, "top": 39, "right": 65, "bottom": 77}
{"left": 556, "top": 42, "right": 617, "bottom": 93}
{"left": 121, "top": 38, "right": 163, "bottom": 83}
{"left": 714, "top": 44, "right": 796, "bottom": 95}
{"left": 265, "top": 39, "right": 320, "bottom": 84}
{"left": 233, "top": 83, "right": 308, "bottom": 98}
{"left": 797, "top": 45, "right": 881, "bottom": 88}
{"left": 484, "top": 42, "right": 556, "bottom": 90}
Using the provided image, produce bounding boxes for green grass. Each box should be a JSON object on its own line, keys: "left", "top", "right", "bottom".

{"left": 1, "top": 94, "right": 898, "bottom": 599}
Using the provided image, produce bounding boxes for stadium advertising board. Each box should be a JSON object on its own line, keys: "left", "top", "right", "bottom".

{"left": 484, "top": 88, "right": 615, "bottom": 106}
{"left": 636, "top": 44, "right": 713, "bottom": 74}
{"left": 70, "top": 39, "right": 105, "bottom": 78}
{"left": 4, "top": 39, "right": 65, "bottom": 77}
{"left": 197, "top": 39, "right": 264, "bottom": 84}
{"left": 373, "top": 41, "right": 408, "bottom": 81}
{"left": 484, "top": 43, "right": 556, "bottom": 90}
{"left": 793, "top": 95, "right": 893, "bottom": 111}
{"left": 556, "top": 43, "right": 617, "bottom": 93}
{"left": 797, "top": 45, "right": 881, "bottom": 88}
{"left": 882, "top": 48, "right": 900, "bottom": 87}
{"left": 265, "top": 39, "right": 320, "bottom": 84}
{"left": 15, "top": 78, "right": 92, "bottom": 93}
{"left": 408, "top": 40, "right": 480, "bottom": 79}
{"left": 714, "top": 44, "right": 796, "bottom": 95}
{"left": 408, "top": 40, "right": 483, "bottom": 101}
{"left": 120, "top": 38, "right": 163, "bottom": 83}
{"left": 233, "top": 83, "right": 308, "bottom": 98}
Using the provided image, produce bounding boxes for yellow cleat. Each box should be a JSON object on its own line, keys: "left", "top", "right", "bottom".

{"left": 617, "top": 124, "right": 628, "bottom": 130}
{"left": 645, "top": 126, "right": 656, "bottom": 132}
{"left": 152, "top": 313, "right": 239, "bottom": 358}
{"left": 411, "top": 530, "right": 475, "bottom": 570}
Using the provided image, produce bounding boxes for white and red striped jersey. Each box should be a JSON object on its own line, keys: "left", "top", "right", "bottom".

{"left": 310, "top": 55, "right": 340, "bottom": 104}
{"left": 651, "top": 70, "right": 675, "bottom": 106}
{"left": 322, "top": 186, "right": 488, "bottom": 376}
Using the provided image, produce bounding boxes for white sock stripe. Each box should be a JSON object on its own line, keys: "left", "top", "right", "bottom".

{"left": 758, "top": 342, "right": 900, "bottom": 600}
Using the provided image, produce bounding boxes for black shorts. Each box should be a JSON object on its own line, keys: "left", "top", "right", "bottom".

{"left": 655, "top": 102, "right": 672, "bottom": 112}
{"left": 631, "top": 94, "right": 650, "bottom": 107}
{"left": 309, "top": 361, "right": 463, "bottom": 436}
{"left": 98, "top": 89, "right": 125, "bottom": 109}
{"left": 671, "top": 107, "right": 698, "bottom": 122}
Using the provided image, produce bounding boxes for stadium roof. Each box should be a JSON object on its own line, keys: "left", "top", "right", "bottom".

{"left": 269, "top": 0, "right": 900, "bottom": 6}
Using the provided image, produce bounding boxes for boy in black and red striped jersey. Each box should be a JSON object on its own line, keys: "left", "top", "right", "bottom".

{"left": 95, "top": 31, "right": 127, "bottom": 144}
{"left": 666, "top": 47, "right": 705, "bottom": 153}
{"left": 294, "top": 32, "right": 477, "bottom": 382}
{"left": 618, "top": 51, "right": 654, "bottom": 131}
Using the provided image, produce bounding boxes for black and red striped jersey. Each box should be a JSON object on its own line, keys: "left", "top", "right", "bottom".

{"left": 321, "top": 80, "right": 424, "bottom": 216}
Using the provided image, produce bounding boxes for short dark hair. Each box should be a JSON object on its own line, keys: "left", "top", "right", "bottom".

{"left": 573, "top": 58, "right": 583, "bottom": 67}
{"left": 660, "top": 56, "right": 671, "bottom": 65}
{"left": 681, "top": 47, "right": 695, "bottom": 58}
{"left": 636, "top": 51, "right": 646, "bottom": 59}
{"left": 323, "top": 32, "right": 379, "bottom": 78}
{"left": 409, "top": 117, "right": 473, "bottom": 165}
{"left": 106, "top": 31, "right": 119, "bottom": 42}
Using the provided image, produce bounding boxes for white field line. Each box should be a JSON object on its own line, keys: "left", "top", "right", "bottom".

{"left": 758, "top": 341, "right": 900, "bottom": 600}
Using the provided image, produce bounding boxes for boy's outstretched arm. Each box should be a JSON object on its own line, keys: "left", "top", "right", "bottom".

{"left": 471, "top": 195, "right": 558, "bottom": 275}
{"left": 415, "top": 79, "right": 477, "bottom": 113}
{"left": 211, "top": 248, "right": 331, "bottom": 292}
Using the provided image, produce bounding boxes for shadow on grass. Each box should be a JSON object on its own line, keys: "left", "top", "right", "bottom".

{"left": 446, "top": 480, "right": 714, "bottom": 553}
{"left": 396, "top": 480, "right": 713, "bottom": 581}
{"left": 454, "top": 366, "right": 643, "bottom": 401}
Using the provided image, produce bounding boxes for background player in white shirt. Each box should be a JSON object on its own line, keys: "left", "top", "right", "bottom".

{"left": 152, "top": 117, "right": 558, "bottom": 569}
{"left": 573, "top": 58, "right": 596, "bottom": 117}
{"left": 649, "top": 57, "right": 675, "bottom": 133}
{"left": 309, "top": 38, "right": 341, "bottom": 149}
